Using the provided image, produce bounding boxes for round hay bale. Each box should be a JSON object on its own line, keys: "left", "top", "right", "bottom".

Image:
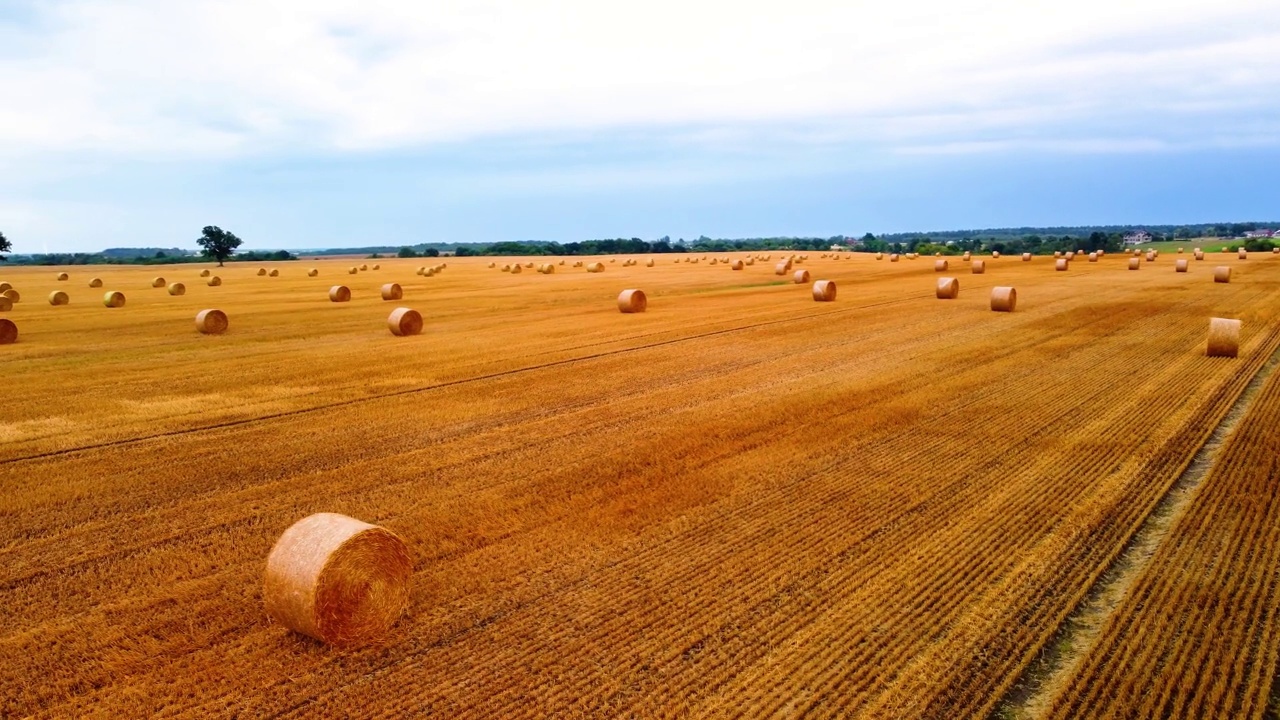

{"left": 1128, "top": 258, "right": 1141, "bottom": 270}
{"left": 876, "top": 252, "right": 884, "bottom": 260}
{"left": 936, "top": 277, "right": 959, "bottom": 299}
{"left": 501, "top": 264, "right": 511, "bottom": 272}
{"left": 525, "top": 262, "right": 534, "bottom": 269}
{"left": 167, "top": 282, "right": 186, "bottom": 296}
{"left": 586, "top": 262, "right": 604, "bottom": 273}
{"left": 200, "top": 269, "right": 211, "bottom": 277}
{"left": 488, "top": 262, "right": 496, "bottom": 268}
{"left": 388, "top": 307, "right": 423, "bottom": 336}
{"left": 1194, "top": 250, "right": 1205, "bottom": 260}
{"left": 372, "top": 264, "right": 380, "bottom": 270}
{"left": 196, "top": 309, "right": 229, "bottom": 335}
{"left": 1176, "top": 259, "right": 1189, "bottom": 272}
{"left": 990, "top": 286, "right": 1017, "bottom": 312}
{"left": 543, "top": 264, "right": 556, "bottom": 274}
{"left": 934, "top": 259, "right": 949, "bottom": 272}
{"left": 511, "top": 264, "right": 523, "bottom": 274}
{"left": 208, "top": 276, "right": 222, "bottom": 287}
{"left": 257, "top": 268, "right": 268, "bottom": 276}
{"left": 263, "top": 513, "right": 412, "bottom": 647}
{"left": 1065, "top": 252, "right": 1075, "bottom": 261}
{"left": 1238, "top": 248, "right": 1247, "bottom": 260}
{"left": 1207, "top": 318, "right": 1241, "bottom": 358}
{"left": 992, "top": 251, "right": 1000, "bottom": 259}
{"left": 1055, "top": 258, "right": 1069, "bottom": 271}
{"left": 890, "top": 254, "right": 900, "bottom": 262}
{"left": 1097, "top": 250, "right": 1105, "bottom": 257}
{"left": 56, "top": 272, "right": 69, "bottom": 281}
{"left": 0, "top": 282, "right": 11, "bottom": 293}
{"left": 0, "top": 296, "right": 11, "bottom": 312}
{"left": 709, "top": 259, "right": 718, "bottom": 266}
{"left": 349, "top": 267, "right": 358, "bottom": 274}
{"left": 308, "top": 268, "right": 319, "bottom": 277}
{"left": 269, "top": 269, "right": 279, "bottom": 277}
{"left": 1022, "top": 253, "right": 1032, "bottom": 261}
{"left": 380, "top": 283, "right": 403, "bottom": 301}
{"left": 574, "top": 260, "right": 584, "bottom": 267}
{"left": 0, "top": 318, "right": 15, "bottom": 344}
{"left": 617, "top": 289, "right": 647, "bottom": 313}
{"left": 971, "top": 260, "right": 986, "bottom": 274}
{"left": 89, "top": 278, "right": 103, "bottom": 288}
{"left": 646, "top": 259, "right": 655, "bottom": 267}
{"left": 745, "top": 258, "right": 755, "bottom": 265}
{"left": 1145, "top": 251, "right": 1155, "bottom": 262}
{"left": 151, "top": 277, "right": 166, "bottom": 288}
{"left": 2, "top": 289, "right": 19, "bottom": 303}
{"left": 963, "top": 252, "right": 971, "bottom": 261}
{"left": 1222, "top": 247, "right": 1230, "bottom": 253}
{"left": 611, "top": 258, "right": 618, "bottom": 264}
{"left": 1088, "top": 252, "right": 1098, "bottom": 262}
{"left": 329, "top": 285, "right": 351, "bottom": 302}
{"left": 793, "top": 269, "right": 810, "bottom": 283}
{"left": 103, "top": 291, "right": 126, "bottom": 308}
{"left": 1133, "top": 249, "right": 1142, "bottom": 256}
{"left": 1178, "top": 248, "right": 1184, "bottom": 254}
{"left": 48, "top": 290, "right": 69, "bottom": 306}
{"left": 731, "top": 260, "right": 744, "bottom": 270}
{"left": 812, "top": 280, "right": 837, "bottom": 302}
{"left": 425, "top": 268, "right": 436, "bottom": 277}
{"left": 1053, "top": 251, "right": 1062, "bottom": 258}
{"left": 1214, "top": 266, "right": 1231, "bottom": 283}
{"left": 360, "top": 264, "right": 368, "bottom": 271}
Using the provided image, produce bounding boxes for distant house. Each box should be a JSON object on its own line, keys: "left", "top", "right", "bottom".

{"left": 1123, "top": 231, "right": 1153, "bottom": 245}
{"left": 1243, "top": 229, "right": 1274, "bottom": 239}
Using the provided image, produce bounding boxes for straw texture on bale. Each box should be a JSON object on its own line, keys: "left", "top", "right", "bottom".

{"left": 308, "top": 269, "right": 318, "bottom": 277}
{"left": 617, "top": 289, "right": 647, "bottom": 313}
{"left": 269, "top": 269, "right": 279, "bottom": 277}
{"left": 1207, "top": 318, "right": 1241, "bottom": 358}
{"left": 1214, "top": 266, "right": 1231, "bottom": 283}
{"left": 200, "top": 269, "right": 211, "bottom": 277}
{"left": 936, "top": 277, "right": 959, "bottom": 299}
{"left": 257, "top": 268, "right": 267, "bottom": 276}
{"left": 2, "top": 289, "right": 19, "bottom": 303}
{"left": 103, "top": 291, "right": 125, "bottom": 308}
{"left": 168, "top": 283, "right": 186, "bottom": 296}
{"left": 1129, "top": 258, "right": 1141, "bottom": 270}
{"left": 48, "top": 290, "right": 69, "bottom": 306}
{"left": 934, "top": 260, "right": 948, "bottom": 272}
{"left": 0, "top": 282, "right": 10, "bottom": 292}
{"left": 89, "top": 278, "right": 103, "bottom": 288}
{"left": 731, "top": 260, "right": 744, "bottom": 270}
{"left": 380, "top": 283, "right": 403, "bottom": 301}
{"left": 0, "top": 317, "right": 15, "bottom": 343}
{"left": 56, "top": 272, "right": 69, "bottom": 281}
{"left": 208, "top": 276, "right": 222, "bottom": 287}
{"left": 329, "top": 286, "right": 352, "bottom": 303}
{"left": 586, "top": 262, "right": 604, "bottom": 273}
{"left": 388, "top": 307, "right": 423, "bottom": 336}
{"left": 263, "top": 513, "right": 412, "bottom": 647}
{"left": 971, "top": 260, "right": 986, "bottom": 274}
{"left": 151, "top": 277, "right": 166, "bottom": 288}
{"left": 793, "top": 269, "right": 810, "bottom": 283}
{"left": 1022, "top": 253, "right": 1032, "bottom": 261}
{"left": 0, "top": 296, "right": 11, "bottom": 312}
{"left": 195, "top": 309, "right": 229, "bottom": 335}
{"left": 1055, "top": 258, "right": 1069, "bottom": 271}
{"left": 990, "top": 286, "right": 1017, "bottom": 312}
{"left": 812, "top": 280, "right": 837, "bottom": 302}
{"left": 1176, "top": 259, "right": 1188, "bottom": 272}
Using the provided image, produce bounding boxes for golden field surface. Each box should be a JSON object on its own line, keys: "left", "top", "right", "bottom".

{"left": 2, "top": 251, "right": 1280, "bottom": 718}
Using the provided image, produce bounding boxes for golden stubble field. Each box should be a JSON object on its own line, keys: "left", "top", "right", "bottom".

{"left": 2, "top": 250, "right": 1280, "bottom": 718}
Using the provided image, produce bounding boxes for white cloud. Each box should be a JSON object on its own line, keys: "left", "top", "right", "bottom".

{"left": 3, "top": 0, "right": 1279, "bottom": 160}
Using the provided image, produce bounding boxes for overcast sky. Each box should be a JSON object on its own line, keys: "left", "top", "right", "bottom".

{"left": 3, "top": 0, "right": 1278, "bottom": 253}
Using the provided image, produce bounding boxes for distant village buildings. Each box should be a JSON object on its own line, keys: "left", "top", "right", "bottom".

{"left": 1123, "top": 231, "right": 1153, "bottom": 245}
{"left": 1243, "top": 229, "right": 1274, "bottom": 239}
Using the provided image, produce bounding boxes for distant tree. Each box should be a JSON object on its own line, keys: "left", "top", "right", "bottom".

{"left": 422, "top": 248, "right": 440, "bottom": 258}
{"left": 155, "top": 250, "right": 167, "bottom": 259}
{"left": 454, "top": 246, "right": 475, "bottom": 256}
{"left": 397, "top": 247, "right": 418, "bottom": 258}
{"left": 0, "top": 229, "right": 9, "bottom": 260}
{"left": 196, "top": 226, "right": 243, "bottom": 266}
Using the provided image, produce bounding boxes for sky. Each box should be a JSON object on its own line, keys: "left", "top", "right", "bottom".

{"left": 2, "top": 0, "right": 1278, "bottom": 253}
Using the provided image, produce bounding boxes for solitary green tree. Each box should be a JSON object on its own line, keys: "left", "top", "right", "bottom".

{"left": 197, "top": 226, "right": 243, "bottom": 266}
{"left": 0, "top": 229, "right": 9, "bottom": 260}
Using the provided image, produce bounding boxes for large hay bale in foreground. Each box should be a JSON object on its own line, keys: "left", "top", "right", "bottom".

{"left": 1175, "top": 259, "right": 1188, "bottom": 272}
{"left": 388, "top": 307, "right": 423, "bottom": 336}
{"left": 208, "top": 276, "right": 222, "bottom": 287}
{"left": 586, "top": 262, "right": 604, "bottom": 273}
{"left": 380, "top": 283, "right": 403, "bottom": 301}
{"left": 793, "top": 269, "right": 810, "bottom": 283}
{"left": 990, "top": 286, "right": 1017, "bottom": 312}
{"left": 1055, "top": 258, "right": 1069, "bottom": 271}
{"left": 48, "top": 290, "right": 69, "bottom": 306}
{"left": 1207, "top": 318, "right": 1241, "bottom": 358}
{"left": 812, "top": 280, "right": 836, "bottom": 302}
{"left": 1214, "top": 266, "right": 1231, "bottom": 283}
{"left": 56, "top": 272, "right": 69, "bottom": 281}
{"left": 196, "top": 309, "right": 229, "bottom": 335}
{"left": 971, "top": 260, "right": 986, "bottom": 274}
{"left": 103, "top": 291, "right": 126, "bottom": 308}
{"left": 936, "top": 277, "right": 959, "bottom": 299}
{"left": 200, "top": 269, "right": 211, "bottom": 277}
{"left": 935, "top": 260, "right": 949, "bottom": 272}
{"left": 89, "top": 278, "right": 103, "bottom": 288}
{"left": 151, "top": 277, "right": 166, "bottom": 288}
{"left": 0, "top": 318, "right": 15, "bottom": 343}
{"left": 329, "top": 285, "right": 351, "bottom": 302}
{"left": 617, "top": 289, "right": 647, "bottom": 313}
{"left": 168, "top": 283, "right": 186, "bottom": 296}
{"left": 263, "top": 513, "right": 412, "bottom": 647}
{"left": 1128, "top": 258, "right": 1140, "bottom": 270}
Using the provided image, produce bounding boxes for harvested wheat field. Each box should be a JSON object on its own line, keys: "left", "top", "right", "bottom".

{"left": 2, "top": 252, "right": 1280, "bottom": 718}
